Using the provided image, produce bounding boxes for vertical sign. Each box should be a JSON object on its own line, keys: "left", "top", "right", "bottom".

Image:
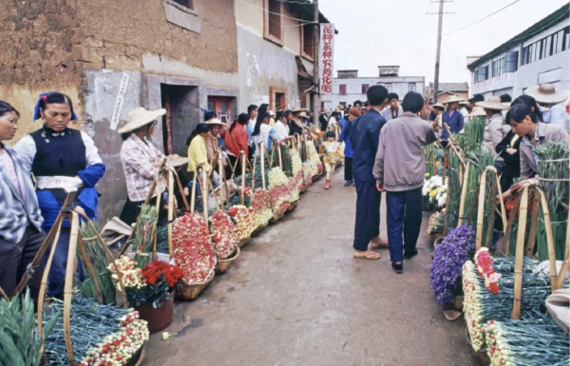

{"left": 319, "top": 23, "right": 335, "bottom": 95}
{"left": 110, "top": 71, "right": 130, "bottom": 131}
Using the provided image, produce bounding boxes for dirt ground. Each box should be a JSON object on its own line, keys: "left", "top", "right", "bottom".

{"left": 143, "top": 168, "right": 477, "bottom": 366}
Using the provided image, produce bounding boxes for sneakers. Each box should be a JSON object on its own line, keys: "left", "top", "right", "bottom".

{"left": 344, "top": 180, "right": 353, "bottom": 186}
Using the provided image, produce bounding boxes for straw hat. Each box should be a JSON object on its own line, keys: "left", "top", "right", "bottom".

{"left": 443, "top": 95, "right": 465, "bottom": 104}
{"left": 524, "top": 84, "right": 568, "bottom": 104}
{"left": 432, "top": 103, "right": 445, "bottom": 110}
{"left": 204, "top": 118, "right": 228, "bottom": 128}
{"left": 476, "top": 96, "right": 508, "bottom": 110}
{"left": 468, "top": 106, "right": 487, "bottom": 117}
{"left": 459, "top": 101, "right": 469, "bottom": 106}
{"left": 118, "top": 107, "right": 166, "bottom": 134}
{"left": 167, "top": 154, "right": 189, "bottom": 168}
{"left": 298, "top": 112, "right": 308, "bottom": 118}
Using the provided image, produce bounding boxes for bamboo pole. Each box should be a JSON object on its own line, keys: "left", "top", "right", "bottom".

{"left": 277, "top": 142, "right": 283, "bottom": 170}
{"left": 260, "top": 143, "right": 266, "bottom": 190}
{"left": 240, "top": 151, "right": 246, "bottom": 205}
{"left": 525, "top": 191, "right": 541, "bottom": 258}
{"left": 475, "top": 169, "right": 488, "bottom": 251}
{"left": 200, "top": 168, "right": 209, "bottom": 221}
{"left": 511, "top": 186, "right": 529, "bottom": 320}
{"left": 0, "top": 286, "right": 9, "bottom": 302}
{"left": 457, "top": 162, "right": 470, "bottom": 227}
{"left": 76, "top": 236, "right": 103, "bottom": 304}
{"left": 537, "top": 187, "right": 558, "bottom": 291}
{"left": 190, "top": 169, "right": 197, "bottom": 213}
{"left": 169, "top": 167, "right": 190, "bottom": 212}
{"left": 502, "top": 193, "right": 522, "bottom": 257}
{"left": 484, "top": 173, "right": 498, "bottom": 250}
{"left": 166, "top": 169, "right": 175, "bottom": 256}
{"left": 63, "top": 211, "right": 81, "bottom": 365}
{"left": 218, "top": 149, "right": 226, "bottom": 211}
{"left": 442, "top": 148, "right": 448, "bottom": 185}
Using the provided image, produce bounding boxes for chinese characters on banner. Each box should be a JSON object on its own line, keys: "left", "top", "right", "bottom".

{"left": 319, "top": 24, "right": 335, "bottom": 95}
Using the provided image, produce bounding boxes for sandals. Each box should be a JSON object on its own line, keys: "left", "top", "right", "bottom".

{"left": 353, "top": 250, "right": 382, "bottom": 260}
{"left": 370, "top": 237, "right": 389, "bottom": 249}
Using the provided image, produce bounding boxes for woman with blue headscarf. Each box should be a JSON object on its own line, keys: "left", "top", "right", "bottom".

{"left": 15, "top": 91, "right": 106, "bottom": 297}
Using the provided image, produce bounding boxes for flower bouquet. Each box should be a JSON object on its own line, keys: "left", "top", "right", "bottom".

{"left": 209, "top": 210, "right": 239, "bottom": 273}
{"left": 43, "top": 296, "right": 149, "bottom": 366}
{"left": 302, "top": 162, "right": 313, "bottom": 189}
{"left": 108, "top": 257, "right": 183, "bottom": 333}
{"left": 422, "top": 175, "right": 446, "bottom": 211}
{"left": 462, "top": 255, "right": 556, "bottom": 352}
{"left": 427, "top": 209, "right": 446, "bottom": 242}
{"left": 307, "top": 142, "right": 323, "bottom": 179}
{"left": 228, "top": 205, "right": 257, "bottom": 247}
{"left": 287, "top": 176, "right": 300, "bottom": 211}
{"left": 430, "top": 225, "right": 476, "bottom": 305}
{"left": 268, "top": 167, "right": 291, "bottom": 222}
{"left": 251, "top": 188, "right": 272, "bottom": 232}
{"left": 172, "top": 212, "right": 217, "bottom": 300}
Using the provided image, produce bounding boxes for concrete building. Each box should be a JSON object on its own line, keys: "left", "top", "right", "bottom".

{"left": 468, "top": 4, "right": 570, "bottom": 98}
{"left": 322, "top": 66, "right": 425, "bottom": 110}
{"left": 0, "top": 0, "right": 333, "bottom": 222}
{"left": 425, "top": 82, "right": 470, "bottom": 103}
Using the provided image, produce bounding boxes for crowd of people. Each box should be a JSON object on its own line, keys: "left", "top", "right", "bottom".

{"left": 343, "top": 84, "right": 569, "bottom": 274}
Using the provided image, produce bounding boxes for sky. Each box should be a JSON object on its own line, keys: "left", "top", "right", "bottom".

{"left": 319, "top": 0, "right": 569, "bottom": 85}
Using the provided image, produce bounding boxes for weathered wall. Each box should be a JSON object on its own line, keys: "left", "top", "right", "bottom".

{"left": 78, "top": 0, "right": 238, "bottom": 73}
{"left": 0, "top": 0, "right": 84, "bottom": 141}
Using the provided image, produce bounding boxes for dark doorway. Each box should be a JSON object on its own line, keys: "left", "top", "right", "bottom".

{"left": 161, "top": 84, "right": 200, "bottom": 156}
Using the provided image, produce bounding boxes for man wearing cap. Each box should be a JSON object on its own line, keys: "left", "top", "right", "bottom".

{"left": 477, "top": 97, "right": 509, "bottom": 156}
{"left": 205, "top": 118, "right": 229, "bottom": 175}
{"left": 525, "top": 84, "right": 569, "bottom": 130}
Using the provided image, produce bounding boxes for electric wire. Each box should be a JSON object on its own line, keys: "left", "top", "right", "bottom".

{"left": 444, "top": 0, "right": 523, "bottom": 36}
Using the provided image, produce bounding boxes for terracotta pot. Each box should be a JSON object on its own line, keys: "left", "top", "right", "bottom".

{"left": 136, "top": 298, "right": 173, "bottom": 334}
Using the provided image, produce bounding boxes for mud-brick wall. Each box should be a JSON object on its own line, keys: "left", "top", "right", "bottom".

{"left": 0, "top": 0, "right": 85, "bottom": 140}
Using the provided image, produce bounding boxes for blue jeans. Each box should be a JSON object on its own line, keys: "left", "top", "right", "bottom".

{"left": 353, "top": 180, "right": 380, "bottom": 251}
{"left": 386, "top": 188, "right": 423, "bottom": 263}
{"left": 45, "top": 227, "right": 84, "bottom": 297}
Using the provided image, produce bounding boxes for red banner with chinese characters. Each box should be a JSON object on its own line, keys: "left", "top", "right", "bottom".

{"left": 319, "top": 24, "right": 335, "bottom": 95}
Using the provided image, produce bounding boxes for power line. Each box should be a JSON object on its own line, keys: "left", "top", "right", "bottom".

{"left": 445, "top": 0, "right": 522, "bottom": 36}
{"left": 442, "top": 38, "right": 472, "bottom": 76}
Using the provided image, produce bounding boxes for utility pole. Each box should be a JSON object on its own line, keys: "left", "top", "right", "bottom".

{"left": 428, "top": 0, "right": 454, "bottom": 103}
{"left": 312, "top": 0, "right": 320, "bottom": 126}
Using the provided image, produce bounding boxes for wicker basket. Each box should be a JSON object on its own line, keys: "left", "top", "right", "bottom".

{"left": 252, "top": 222, "right": 268, "bottom": 236}
{"left": 269, "top": 211, "right": 285, "bottom": 224}
{"left": 312, "top": 173, "right": 322, "bottom": 182}
{"left": 287, "top": 201, "right": 298, "bottom": 213}
{"left": 133, "top": 347, "right": 146, "bottom": 366}
{"left": 237, "top": 236, "right": 251, "bottom": 248}
{"left": 175, "top": 267, "right": 215, "bottom": 301}
{"left": 215, "top": 246, "right": 240, "bottom": 274}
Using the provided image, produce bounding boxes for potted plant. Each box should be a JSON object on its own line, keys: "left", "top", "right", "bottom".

{"left": 109, "top": 257, "right": 183, "bottom": 333}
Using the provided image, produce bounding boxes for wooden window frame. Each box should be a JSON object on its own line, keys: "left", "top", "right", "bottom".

{"left": 339, "top": 84, "right": 347, "bottom": 95}
{"left": 300, "top": 23, "right": 314, "bottom": 61}
{"left": 264, "top": 0, "right": 284, "bottom": 46}
{"left": 269, "top": 87, "right": 288, "bottom": 112}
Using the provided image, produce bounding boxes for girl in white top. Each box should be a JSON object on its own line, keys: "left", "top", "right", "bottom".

{"left": 251, "top": 112, "right": 278, "bottom": 155}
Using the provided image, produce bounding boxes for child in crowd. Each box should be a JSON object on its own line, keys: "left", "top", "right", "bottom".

{"left": 321, "top": 131, "right": 344, "bottom": 190}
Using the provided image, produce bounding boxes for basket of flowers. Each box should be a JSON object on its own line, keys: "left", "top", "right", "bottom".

{"left": 209, "top": 210, "right": 240, "bottom": 273}
{"left": 108, "top": 256, "right": 183, "bottom": 333}
{"left": 287, "top": 176, "right": 300, "bottom": 212}
{"left": 172, "top": 212, "right": 217, "bottom": 300}
{"left": 422, "top": 174, "right": 447, "bottom": 211}
{"left": 251, "top": 188, "right": 272, "bottom": 235}
{"left": 307, "top": 140, "right": 323, "bottom": 180}
{"left": 427, "top": 209, "right": 446, "bottom": 243}
{"left": 228, "top": 205, "right": 256, "bottom": 247}
{"left": 268, "top": 168, "right": 291, "bottom": 223}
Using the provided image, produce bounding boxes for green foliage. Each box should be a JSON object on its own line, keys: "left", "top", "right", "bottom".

{"left": 270, "top": 144, "right": 293, "bottom": 177}
{"left": 462, "top": 116, "right": 486, "bottom": 152}
{"left": 463, "top": 149, "right": 496, "bottom": 229}
{"left": 78, "top": 222, "right": 116, "bottom": 305}
{"left": 0, "top": 289, "right": 58, "bottom": 366}
{"left": 132, "top": 204, "right": 158, "bottom": 268}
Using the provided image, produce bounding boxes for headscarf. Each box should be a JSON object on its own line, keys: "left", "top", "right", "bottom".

{"left": 33, "top": 92, "right": 78, "bottom": 122}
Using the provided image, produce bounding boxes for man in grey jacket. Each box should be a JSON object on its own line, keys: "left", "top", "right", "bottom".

{"left": 373, "top": 92, "right": 438, "bottom": 273}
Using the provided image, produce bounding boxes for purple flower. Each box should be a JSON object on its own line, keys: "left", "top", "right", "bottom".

{"left": 430, "top": 225, "right": 476, "bottom": 304}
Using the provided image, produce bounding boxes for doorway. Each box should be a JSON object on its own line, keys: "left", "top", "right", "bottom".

{"left": 161, "top": 84, "right": 200, "bottom": 156}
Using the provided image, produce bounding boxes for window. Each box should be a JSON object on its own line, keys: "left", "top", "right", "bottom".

{"left": 475, "top": 66, "right": 488, "bottom": 83}
{"left": 340, "top": 102, "right": 347, "bottom": 108}
{"left": 301, "top": 23, "right": 314, "bottom": 59}
{"left": 269, "top": 87, "right": 287, "bottom": 111}
{"left": 377, "top": 83, "right": 392, "bottom": 92}
{"left": 361, "top": 84, "right": 370, "bottom": 94}
{"left": 172, "top": 0, "right": 194, "bottom": 9}
{"left": 265, "top": 0, "right": 282, "bottom": 43}
{"left": 505, "top": 51, "right": 518, "bottom": 72}
{"left": 492, "top": 57, "right": 505, "bottom": 78}
{"left": 339, "top": 84, "right": 347, "bottom": 95}
{"left": 522, "top": 27, "right": 570, "bottom": 66}
{"left": 565, "top": 27, "right": 570, "bottom": 51}
{"left": 408, "top": 83, "right": 416, "bottom": 92}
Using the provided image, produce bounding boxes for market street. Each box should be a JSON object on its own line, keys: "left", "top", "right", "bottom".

{"left": 144, "top": 168, "right": 474, "bottom": 366}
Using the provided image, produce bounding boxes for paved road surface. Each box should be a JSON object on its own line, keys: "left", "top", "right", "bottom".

{"left": 144, "top": 168, "right": 475, "bottom": 366}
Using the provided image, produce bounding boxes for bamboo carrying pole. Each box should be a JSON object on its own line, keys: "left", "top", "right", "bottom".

{"left": 502, "top": 194, "right": 522, "bottom": 256}
{"left": 457, "top": 162, "right": 471, "bottom": 227}
{"left": 240, "top": 151, "right": 246, "bottom": 205}
{"left": 537, "top": 187, "right": 559, "bottom": 291}
{"left": 260, "top": 143, "right": 267, "bottom": 190}
{"left": 62, "top": 211, "right": 81, "bottom": 365}
{"left": 525, "top": 191, "right": 541, "bottom": 258}
{"left": 166, "top": 169, "right": 175, "bottom": 256}
{"left": 511, "top": 186, "right": 529, "bottom": 320}
{"left": 475, "top": 169, "right": 488, "bottom": 251}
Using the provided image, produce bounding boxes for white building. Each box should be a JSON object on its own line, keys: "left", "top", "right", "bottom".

{"left": 322, "top": 66, "right": 425, "bottom": 110}
{"left": 468, "top": 4, "right": 570, "bottom": 98}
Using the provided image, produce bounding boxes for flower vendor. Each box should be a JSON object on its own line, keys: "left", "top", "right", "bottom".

{"left": 15, "top": 92, "right": 106, "bottom": 297}
{"left": 252, "top": 112, "right": 278, "bottom": 154}
{"left": 118, "top": 107, "right": 167, "bottom": 226}
{"left": 0, "top": 100, "right": 45, "bottom": 301}
{"left": 373, "top": 91, "right": 438, "bottom": 273}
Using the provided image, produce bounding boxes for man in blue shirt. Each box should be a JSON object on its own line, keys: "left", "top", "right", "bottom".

{"left": 440, "top": 96, "right": 465, "bottom": 147}
{"left": 350, "top": 85, "right": 389, "bottom": 260}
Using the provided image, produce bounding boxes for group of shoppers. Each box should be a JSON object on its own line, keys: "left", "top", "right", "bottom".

{"left": 348, "top": 83, "right": 569, "bottom": 275}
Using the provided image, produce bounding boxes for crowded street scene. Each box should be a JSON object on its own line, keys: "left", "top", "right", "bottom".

{"left": 0, "top": 0, "right": 569, "bottom": 365}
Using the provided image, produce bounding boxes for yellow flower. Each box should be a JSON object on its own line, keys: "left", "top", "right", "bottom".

{"left": 425, "top": 173, "right": 430, "bottom": 178}
{"left": 429, "top": 187, "right": 441, "bottom": 197}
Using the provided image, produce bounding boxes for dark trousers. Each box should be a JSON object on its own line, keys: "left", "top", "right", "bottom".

{"left": 353, "top": 180, "right": 381, "bottom": 251}
{"left": 344, "top": 157, "right": 353, "bottom": 181}
{"left": 0, "top": 226, "right": 45, "bottom": 301}
{"left": 45, "top": 227, "right": 84, "bottom": 297}
{"left": 386, "top": 187, "right": 423, "bottom": 263}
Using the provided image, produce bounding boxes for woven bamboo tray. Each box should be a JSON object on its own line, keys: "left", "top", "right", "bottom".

{"left": 215, "top": 246, "right": 240, "bottom": 274}
{"left": 237, "top": 236, "right": 251, "bottom": 248}
{"left": 175, "top": 267, "right": 215, "bottom": 301}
